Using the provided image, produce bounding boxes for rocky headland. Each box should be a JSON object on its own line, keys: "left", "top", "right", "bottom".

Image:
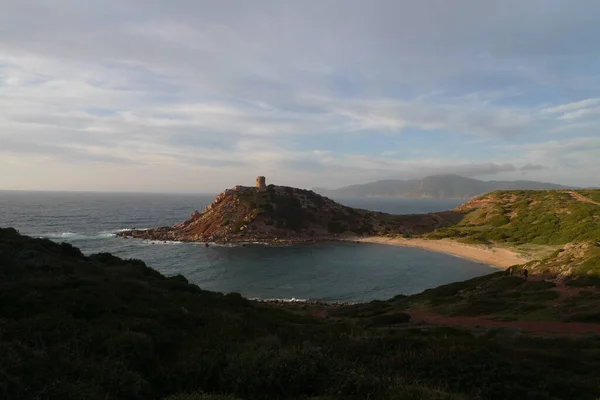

{"left": 117, "top": 176, "right": 462, "bottom": 244}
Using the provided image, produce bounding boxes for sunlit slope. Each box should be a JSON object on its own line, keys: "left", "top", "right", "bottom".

{"left": 433, "top": 190, "right": 600, "bottom": 245}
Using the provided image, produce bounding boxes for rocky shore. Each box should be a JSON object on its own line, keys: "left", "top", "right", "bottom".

{"left": 116, "top": 228, "right": 361, "bottom": 246}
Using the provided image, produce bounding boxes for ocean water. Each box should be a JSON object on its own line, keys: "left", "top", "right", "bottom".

{"left": 0, "top": 191, "right": 495, "bottom": 302}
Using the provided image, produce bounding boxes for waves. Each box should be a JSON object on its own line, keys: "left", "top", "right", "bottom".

{"left": 250, "top": 297, "right": 309, "bottom": 303}
{"left": 35, "top": 230, "right": 288, "bottom": 249}
{"left": 38, "top": 229, "right": 133, "bottom": 240}
{"left": 249, "top": 297, "right": 356, "bottom": 305}
{"left": 39, "top": 232, "right": 103, "bottom": 240}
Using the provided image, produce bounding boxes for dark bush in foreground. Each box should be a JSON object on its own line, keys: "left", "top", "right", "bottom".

{"left": 1, "top": 228, "right": 600, "bottom": 400}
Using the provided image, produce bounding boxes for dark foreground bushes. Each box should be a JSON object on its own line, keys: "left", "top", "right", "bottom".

{"left": 1, "top": 228, "right": 600, "bottom": 400}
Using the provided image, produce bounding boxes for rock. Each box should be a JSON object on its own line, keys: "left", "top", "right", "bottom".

{"left": 203, "top": 243, "right": 209, "bottom": 248}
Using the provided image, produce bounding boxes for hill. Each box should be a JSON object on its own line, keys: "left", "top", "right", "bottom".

{"left": 425, "top": 190, "right": 600, "bottom": 275}
{"left": 118, "top": 179, "right": 462, "bottom": 243}
{"left": 314, "top": 175, "right": 572, "bottom": 199}
{"left": 2, "top": 227, "right": 600, "bottom": 400}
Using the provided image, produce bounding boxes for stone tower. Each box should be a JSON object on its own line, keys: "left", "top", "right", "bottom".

{"left": 256, "top": 176, "right": 266, "bottom": 191}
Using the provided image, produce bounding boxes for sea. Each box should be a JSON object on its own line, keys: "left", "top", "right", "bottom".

{"left": 0, "top": 191, "right": 496, "bottom": 302}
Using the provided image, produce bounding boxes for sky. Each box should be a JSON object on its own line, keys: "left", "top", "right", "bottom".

{"left": 1, "top": 0, "right": 599, "bottom": 192}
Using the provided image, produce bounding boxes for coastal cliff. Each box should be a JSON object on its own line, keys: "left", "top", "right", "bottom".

{"left": 118, "top": 178, "right": 462, "bottom": 244}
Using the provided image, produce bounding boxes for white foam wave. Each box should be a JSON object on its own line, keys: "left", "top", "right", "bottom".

{"left": 250, "top": 297, "right": 358, "bottom": 305}
{"left": 204, "top": 242, "right": 237, "bottom": 248}
{"left": 141, "top": 239, "right": 185, "bottom": 245}
{"left": 99, "top": 232, "right": 114, "bottom": 237}
{"left": 38, "top": 231, "right": 119, "bottom": 240}
{"left": 116, "top": 227, "right": 149, "bottom": 232}
{"left": 38, "top": 232, "right": 83, "bottom": 239}
{"left": 56, "top": 232, "right": 77, "bottom": 237}
{"left": 250, "top": 297, "right": 309, "bottom": 303}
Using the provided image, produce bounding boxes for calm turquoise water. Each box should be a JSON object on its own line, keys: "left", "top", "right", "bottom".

{"left": 0, "top": 191, "right": 494, "bottom": 301}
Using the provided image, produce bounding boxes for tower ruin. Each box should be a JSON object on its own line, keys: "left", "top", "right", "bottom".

{"left": 256, "top": 176, "right": 266, "bottom": 191}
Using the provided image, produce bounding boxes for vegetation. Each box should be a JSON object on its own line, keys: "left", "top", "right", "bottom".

{"left": 432, "top": 190, "right": 600, "bottom": 245}
{"left": 2, "top": 227, "right": 600, "bottom": 400}
{"left": 576, "top": 190, "right": 600, "bottom": 203}
{"left": 328, "top": 268, "right": 600, "bottom": 326}
{"left": 424, "top": 190, "right": 600, "bottom": 276}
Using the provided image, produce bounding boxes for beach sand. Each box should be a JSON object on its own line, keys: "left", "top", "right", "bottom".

{"left": 358, "top": 236, "right": 527, "bottom": 269}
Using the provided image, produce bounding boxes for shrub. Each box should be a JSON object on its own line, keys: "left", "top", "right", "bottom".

{"left": 60, "top": 242, "right": 84, "bottom": 257}
{"left": 327, "top": 221, "right": 345, "bottom": 234}
{"left": 366, "top": 312, "right": 411, "bottom": 326}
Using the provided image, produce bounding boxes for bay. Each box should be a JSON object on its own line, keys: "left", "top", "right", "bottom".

{"left": 0, "top": 190, "right": 494, "bottom": 301}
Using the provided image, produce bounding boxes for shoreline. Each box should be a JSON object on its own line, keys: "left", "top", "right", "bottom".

{"left": 118, "top": 230, "right": 527, "bottom": 269}
{"left": 357, "top": 236, "right": 527, "bottom": 269}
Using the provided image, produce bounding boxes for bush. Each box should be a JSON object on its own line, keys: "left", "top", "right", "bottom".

{"left": 3, "top": 230, "right": 600, "bottom": 400}
{"left": 367, "top": 312, "right": 411, "bottom": 326}
{"left": 327, "top": 221, "right": 345, "bottom": 234}
{"left": 60, "top": 242, "right": 84, "bottom": 257}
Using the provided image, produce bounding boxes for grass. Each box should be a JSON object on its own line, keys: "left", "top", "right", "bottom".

{"left": 576, "top": 190, "right": 600, "bottom": 203}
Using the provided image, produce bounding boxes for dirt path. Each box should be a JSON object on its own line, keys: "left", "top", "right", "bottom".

{"left": 409, "top": 310, "right": 600, "bottom": 336}
{"left": 565, "top": 190, "right": 600, "bottom": 206}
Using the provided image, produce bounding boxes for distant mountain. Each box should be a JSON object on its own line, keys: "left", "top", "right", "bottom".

{"left": 313, "top": 175, "right": 573, "bottom": 199}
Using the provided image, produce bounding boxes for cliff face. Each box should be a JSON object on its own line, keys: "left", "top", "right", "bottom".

{"left": 118, "top": 184, "right": 461, "bottom": 243}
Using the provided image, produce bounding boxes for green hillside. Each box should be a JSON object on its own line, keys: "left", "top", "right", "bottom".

{"left": 425, "top": 190, "right": 600, "bottom": 276}
{"left": 451, "top": 190, "right": 598, "bottom": 244}
{"left": 430, "top": 190, "right": 600, "bottom": 245}
{"left": 2, "top": 228, "right": 600, "bottom": 400}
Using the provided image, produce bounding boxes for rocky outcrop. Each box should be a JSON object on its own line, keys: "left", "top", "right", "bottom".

{"left": 117, "top": 183, "right": 462, "bottom": 244}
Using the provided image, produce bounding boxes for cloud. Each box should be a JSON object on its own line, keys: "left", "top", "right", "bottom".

{"left": 492, "top": 136, "right": 600, "bottom": 186}
{"left": 1, "top": 1, "right": 600, "bottom": 191}
{"left": 542, "top": 99, "right": 600, "bottom": 114}
{"left": 541, "top": 98, "right": 600, "bottom": 121}
{"left": 307, "top": 95, "right": 539, "bottom": 137}
{"left": 0, "top": 138, "right": 131, "bottom": 164}
{"left": 520, "top": 164, "right": 546, "bottom": 172}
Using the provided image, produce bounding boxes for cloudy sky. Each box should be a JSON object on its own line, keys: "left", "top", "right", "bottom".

{"left": 1, "top": 0, "right": 599, "bottom": 192}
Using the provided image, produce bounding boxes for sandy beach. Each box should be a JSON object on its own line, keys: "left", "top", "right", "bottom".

{"left": 358, "top": 236, "right": 527, "bottom": 269}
